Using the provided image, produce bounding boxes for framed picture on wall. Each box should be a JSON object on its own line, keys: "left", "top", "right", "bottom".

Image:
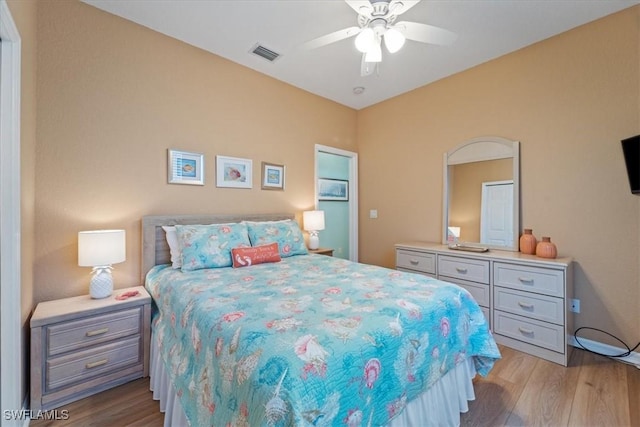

{"left": 168, "top": 149, "right": 204, "bottom": 185}
{"left": 318, "top": 178, "right": 348, "bottom": 201}
{"left": 261, "top": 162, "right": 285, "bottom": 190}
{"left": 216, "top": 155, "right": 253, "bottom": 189}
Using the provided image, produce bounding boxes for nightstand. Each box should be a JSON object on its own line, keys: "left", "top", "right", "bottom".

{"left": 30, "top": 286, "right": 151, "bottom": 411}
{"left": 309, "top": 247, "right": 334, "bottom": 256}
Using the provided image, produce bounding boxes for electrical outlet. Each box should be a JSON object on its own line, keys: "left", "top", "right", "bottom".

{"left": 570, "top": 298, "right": 580, "bottom": 313}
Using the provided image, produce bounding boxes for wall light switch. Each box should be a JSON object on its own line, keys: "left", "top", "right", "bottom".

{"left": 369, "top": 209, "right": 378, "bottom": 219}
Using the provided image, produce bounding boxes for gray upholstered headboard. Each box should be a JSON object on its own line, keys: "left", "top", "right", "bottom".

{"left": 141, "top": 213, "right": 295, "bottom": 282}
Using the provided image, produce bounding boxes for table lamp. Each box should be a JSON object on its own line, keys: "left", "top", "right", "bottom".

{"left": 303, "top": 210, "right": 325, "bottom": 250}
{"left": 447, "top": 226, "right": 461, "bottom": 244}
{"left": 78, "top": 229, "right": 126, "bottom": 299}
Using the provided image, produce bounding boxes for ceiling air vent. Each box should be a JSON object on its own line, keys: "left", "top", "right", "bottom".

{"left": 250, "top": 43, "right": 281, "bottom": 62}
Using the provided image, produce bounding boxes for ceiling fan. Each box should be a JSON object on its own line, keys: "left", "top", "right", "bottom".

{"left": 303, "top": 0, "right": 457, "bottom": 76}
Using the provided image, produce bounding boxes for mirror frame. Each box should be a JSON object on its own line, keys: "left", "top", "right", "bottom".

{"left": 442, "top": 136, "right": 520, "bottom": 251}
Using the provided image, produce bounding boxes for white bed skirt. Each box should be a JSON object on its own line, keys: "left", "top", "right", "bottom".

{"left": 149, "top": 329, "right": 477, "bottom": 426}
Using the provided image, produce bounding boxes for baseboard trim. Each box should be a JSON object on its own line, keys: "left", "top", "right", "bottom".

{"left": 569, "top": 335, "right": 640, "bottom": 368}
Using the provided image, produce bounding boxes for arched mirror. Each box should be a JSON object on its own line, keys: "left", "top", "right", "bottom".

{"left": 442, "top": 136, "right": 520, "bottom": 251}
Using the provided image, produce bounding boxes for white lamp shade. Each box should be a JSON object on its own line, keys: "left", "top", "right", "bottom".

{"left": 78, "top": 229, "right": 126, "bottom": 267}
{"left": 303, "top": 210, "right": 325, "bottom": 232}
{"left": 355, "top": 28, "right": 376, "bottom": 53}
{"left": 384, "top": 28, "right": 405, "bottom": 53}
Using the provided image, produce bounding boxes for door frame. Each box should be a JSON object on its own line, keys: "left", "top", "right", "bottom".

{"left": 314, "top": 145, "right": 358, "bottom": 262}
{"left": 0, "top": 0, "right": 23, "bottom": 419}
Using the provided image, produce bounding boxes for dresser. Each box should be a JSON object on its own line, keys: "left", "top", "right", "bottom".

{"left": 30, "top": 286, "right": 151, "bottom": 411}
{"left": 395, "top": 242, "right": 574, "bottom": 366}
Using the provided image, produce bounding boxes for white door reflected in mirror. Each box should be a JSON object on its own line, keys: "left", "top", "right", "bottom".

{"left": 480, "top": 180, "right": 514, "bottom": 246}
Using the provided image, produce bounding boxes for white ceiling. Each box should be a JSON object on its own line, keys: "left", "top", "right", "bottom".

{"left": 83, "top": 0, "right": 638, "bottom": 110}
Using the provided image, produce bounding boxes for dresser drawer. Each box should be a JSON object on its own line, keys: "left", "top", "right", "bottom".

{"left": 46, "top": 336, "right": 141, "bottom": 391}
{"left": 438, "top": 256, "right": 489, "bottom": 284}
{"left": 441, "top": 277, "right": 489, "bottom": 307}
{"left": 494, "top": 287, "right": 564, "bottom": 325}
{"left": 480, "top": 307, "right": 490, "bottom": 329}
{"left": 494, "top": 262, "right": 564, "bottom": 297}
{"left": 47, "top": 307, "right": 142, "bottom": 357}
{"left": 494, "top": 311, "right": 565, "bottom": 353}
{"left": 396, "top": 250, "right": 436, "bottom": 275}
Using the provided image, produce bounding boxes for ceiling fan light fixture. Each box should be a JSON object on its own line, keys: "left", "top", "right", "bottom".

{"left": 384, "top": 27, "right": 405, "bottom": 53}
{"left": 355, "top": 28, "right": 376, "bottom": 53}
{"left": 364, "top": 42, "right": 382, "bottom": 63}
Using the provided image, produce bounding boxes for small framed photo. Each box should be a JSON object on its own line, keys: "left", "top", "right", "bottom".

{"left": 318, "top": 178, "right": 349, "bottom": 201}
{"left": 168, "top": 149, "right": 204, "bottom": 185}
{"left": 216, "top": 155, "right": 252, "bottom": 189}
{"left": 261, "top": 162, "right": 285, "bottom": 191}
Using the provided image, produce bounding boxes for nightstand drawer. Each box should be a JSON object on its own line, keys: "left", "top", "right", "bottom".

{"left": 494, "top": 262, "right": 564, "bottom": 297}
{"left": 47, "top": 307, "right": 142, "bottom": 357}
{"left": 396, "top": 250, "right": 436, "bottom": 275}
{"left": 494, "top": 311, "right": 565, "bottom": 353}
{"left": 46, "top": 336, "right": 141, "bottom": 391}
{"left": 494, "top": 287, "right": 564, "bottom": 325}
{"left": 438, "top": 256, "right": 489, "bottom": 284}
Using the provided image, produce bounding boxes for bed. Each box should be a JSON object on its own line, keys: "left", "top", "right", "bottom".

{"left": 142, "top": 214, "right": 500, "bottom": 426}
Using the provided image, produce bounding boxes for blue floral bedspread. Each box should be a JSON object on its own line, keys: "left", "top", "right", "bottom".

{"left": 146, "top": 254, "right": 500, "bottom": 426}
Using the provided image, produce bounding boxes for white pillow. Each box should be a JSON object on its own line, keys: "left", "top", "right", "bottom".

{"left": 162, "top": 225, "right": 182, "bottom": 269}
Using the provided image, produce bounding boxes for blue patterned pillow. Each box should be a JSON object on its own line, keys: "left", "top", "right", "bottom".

{"left": 175, "top": 223, "right": 250, "bottom": 271}
{"left": 245, "top": 220, "right": 308, "bottom": 258}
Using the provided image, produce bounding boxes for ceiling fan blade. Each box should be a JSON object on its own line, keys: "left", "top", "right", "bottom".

{"left": 389, "top": 0, "right": 421, "bottom": 16}
{"left": 301, "top": 26, "right": 361, "bottom": 50}
{"left": 360, "top": 54, "right": 377, "bottom": 77}
{"left": 345, "top": 0, "right": 373, "bottom": 18}
{"left": 394, "top": 21, "right": 457, "bottom": 45}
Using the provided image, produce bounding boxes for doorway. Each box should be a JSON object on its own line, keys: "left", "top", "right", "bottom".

{"left": 480, "top": 180, "right": 514, "bottom": 246}
{"left": 314, "top": 145, "right": 358, "bottom": 261}
{"left": 1, "top": 0, "right": 23, "bottom": 418}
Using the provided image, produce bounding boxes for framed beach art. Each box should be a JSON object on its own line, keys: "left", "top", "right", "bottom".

{"left": 167, "top": 149, "right": 204, "bottom": 185}
{"left": 318, "top": 178, "right": 349, "bottom": 201}
{"left": 261, "top": 162, "right": 285, "bottom": 190}
{"left": 216, "top": 155, "right": 253, "bottom": 189}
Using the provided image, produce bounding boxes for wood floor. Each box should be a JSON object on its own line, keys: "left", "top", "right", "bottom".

{"left": 31, "top": 345, "right": 640, "bottom": 426}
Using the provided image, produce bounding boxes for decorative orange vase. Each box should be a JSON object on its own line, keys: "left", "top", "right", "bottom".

{"left": 519, "top": 229, "right": 537, "bottom": 255}
{"left": 536, "top": 236, "right": 557, "bottom": 259}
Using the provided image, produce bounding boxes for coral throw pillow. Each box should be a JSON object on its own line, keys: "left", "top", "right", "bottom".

{"left": 231, "top": 243, "right": 281, "bottom": 268}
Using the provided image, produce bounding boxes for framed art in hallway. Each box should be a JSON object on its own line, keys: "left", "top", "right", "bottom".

{"left": 261, "top": 162, "right": 285, "bottom": 190}
{"left": 216, "top": 155, "right": 253, "bottom": 189}
{"left": 168, "top": 149, "right": 204, "bottom": 185}
{"left": 318, "top": 178, "right": 348, "bottom": 201}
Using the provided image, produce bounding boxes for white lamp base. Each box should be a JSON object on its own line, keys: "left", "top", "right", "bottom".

{"left": 308, "top": 232, "right": 320, "bottom": 250}
{"left": 90, "top": 266, "right": 113, "bottom": 299}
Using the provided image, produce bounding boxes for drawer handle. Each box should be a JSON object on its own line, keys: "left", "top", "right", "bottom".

{"left": 518, "top": 277, "right": 534, "bottom": 284}
{"left": 409, "top": 259, "right": 420, "bottom": 265}
{"left": 86, "top": 327, "right": 109, "bottom": 337}
{"left": 518, "top": 327, "right": 534, "bottom": 335}
{"left": 518, "top": 301, "right": 534, "bottom": 310}
{"left": 85, "top": 359, "right": 108, "bottom": 369}
{"left": 455, "top": 267, "right": 468, "bottom": 274}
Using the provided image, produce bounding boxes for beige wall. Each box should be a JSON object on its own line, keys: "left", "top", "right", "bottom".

{"left": 7, "top": 0, "right": 37, "bottom": 405}
{"left": 358, "top": 6, "right": 640, "bottom": 346}
{"left": 27, "top": 1, "right": 640, "bottom": 358}
{"left": 34, "top": 1, "right": 357, "bottom": 302}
